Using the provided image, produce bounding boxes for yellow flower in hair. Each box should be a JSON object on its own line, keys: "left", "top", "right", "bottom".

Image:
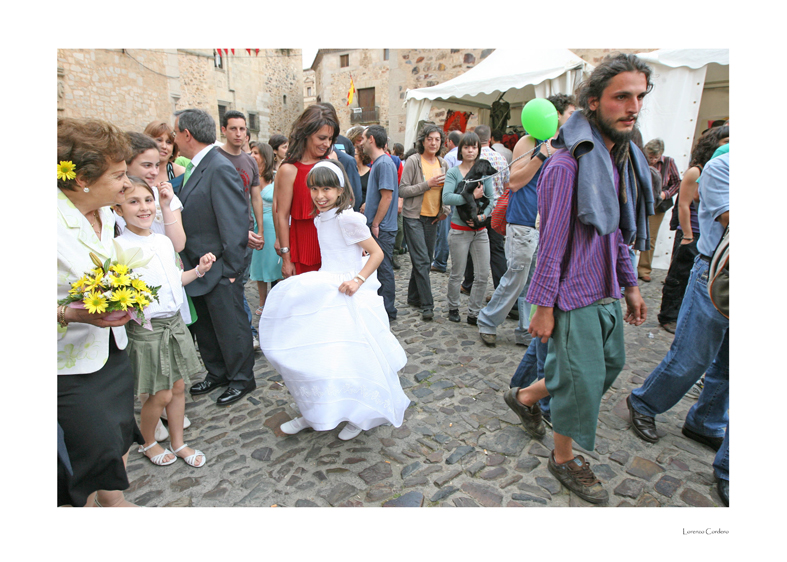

{"left": 110, "top": 287, "right": 136, "bottom": 310}
{"left": 83, "top": 291, "right": 108, "bottom": 314}
{"left": 57, "top": 161, "right": 77, "bottom": 181}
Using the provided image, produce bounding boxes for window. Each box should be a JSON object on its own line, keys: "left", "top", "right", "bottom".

{"left": 384, "top": 49, "right": 389, "bottom": 61}
{"left": 248, "top": 112, "right": 259, "bottom": 132}
{"left": 214, "top": 50, "right": 223, "bottom": 68}
{"left": 307, "top": 87, "right": 312, "bottom": 97}
{"left": 218, "top": 104, "right": 227, "bottom": 126}
{"left": 340, "top": 54, "right": 349, "bottom": 67}
{"left": 283, "top": 95, "right": 287, "bottom": 106}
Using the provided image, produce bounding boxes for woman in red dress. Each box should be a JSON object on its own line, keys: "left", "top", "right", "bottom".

{"left": 273, "top": 105, "right": 339, "bottom": 276}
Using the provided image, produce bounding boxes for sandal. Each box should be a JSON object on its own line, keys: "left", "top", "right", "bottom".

{"left": 254, "top": 305, "right": 264, "bottom": 315}
{"left": 138, "top": 441, "right": 177, "bottom": 466}
{"left": 172, "top": 443, "right": 206, "bottom": 468}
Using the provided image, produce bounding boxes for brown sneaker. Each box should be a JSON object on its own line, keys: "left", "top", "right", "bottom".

{"left": 503, "top": 387, "right": 546, "bottom": 438}
{"left": 548, "top": 451, "right": 608, "bottom": 504}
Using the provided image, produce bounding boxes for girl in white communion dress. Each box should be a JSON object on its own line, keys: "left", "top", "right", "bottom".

{"left": 259, "top": 159, "right": 410, "bottom": 440}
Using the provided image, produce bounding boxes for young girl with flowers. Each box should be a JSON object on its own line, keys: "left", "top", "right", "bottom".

{"left": 115, "top": 176, "right": 215, "bottom": 467}
{"left": 259, "top": 160, "right": 410, "bottom": 441}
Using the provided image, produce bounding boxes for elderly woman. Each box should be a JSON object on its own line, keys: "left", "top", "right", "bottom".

{"left": 274, "top": 104, "right": 340, "bottom": 277}
{"left": 57, "top": 118, "right": 142, "bottom": 507}
{"left": 442, "top": 132, "right": 495, "bottom": 324}
{"left": 637, "top": 138, "right": 681, "bottom": 282}
{"left": 398, "top": 124, "right": 449, "bottom": 321}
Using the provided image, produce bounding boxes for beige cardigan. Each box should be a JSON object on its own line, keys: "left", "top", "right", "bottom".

{"left": 398, "top": 153, "right": 451, "bottom": 219}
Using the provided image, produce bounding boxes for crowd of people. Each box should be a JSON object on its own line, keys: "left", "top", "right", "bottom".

{"left": 57, "top": 52, "right": 729, "bottom": 507}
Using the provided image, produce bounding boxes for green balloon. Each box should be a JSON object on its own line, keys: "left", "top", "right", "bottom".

{"left": 520, "top": 98, "right": 558, "bottom": 140}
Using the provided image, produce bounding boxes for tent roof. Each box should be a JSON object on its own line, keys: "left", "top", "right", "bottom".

{"left": 404, "top": 48, "right": 591, "bottom": 108}
{"left": 635, "top": 48, "right": 729, "bottom": 69}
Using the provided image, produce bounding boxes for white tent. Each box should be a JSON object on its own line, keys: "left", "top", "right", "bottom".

{"left": 634, "top": 49, "right": 729, "bottom": 269}
{"left": 403, "top": 48, "right": 592, "bottom": 149}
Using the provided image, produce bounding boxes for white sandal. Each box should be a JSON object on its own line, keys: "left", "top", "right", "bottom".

{"left": 172, "top": 443, "right": 206, "bottom": 468}
{"left": 138, "top": 441, "right": 177, "bottom": 466}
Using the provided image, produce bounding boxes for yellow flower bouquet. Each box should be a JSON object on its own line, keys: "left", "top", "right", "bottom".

{"left": 58, "top": 241, "right": 160, "bottom": 327}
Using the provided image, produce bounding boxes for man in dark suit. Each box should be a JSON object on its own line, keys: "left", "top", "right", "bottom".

{"left": 174, "top": 108, "right": 256, "bottom": 406}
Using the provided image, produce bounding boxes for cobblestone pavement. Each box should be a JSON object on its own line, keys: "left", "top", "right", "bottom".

{"left": 125, "top": 252, "right": 724, "bottom": 507}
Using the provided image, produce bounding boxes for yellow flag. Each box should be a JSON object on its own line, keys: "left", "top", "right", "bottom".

{"left": 346, "top": 76, "right": 356, "bottom": 106}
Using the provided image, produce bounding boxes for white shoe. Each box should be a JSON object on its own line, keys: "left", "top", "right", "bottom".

{"left": 338, "top": 422, "right": 362, "bottom": 441}
{"left": 160, "top": 410, "right": 191, "bottom": 429}
{"left": 253, "top": 336, "right": 260, "bottom": 350}
{"left": 154, "top": 419, "right": 169, "bottom": 442}
{"left": 280, "top": 417, "right": 310, "bottom": 435}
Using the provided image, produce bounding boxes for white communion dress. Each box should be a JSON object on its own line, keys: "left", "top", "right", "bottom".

{"left": 259, "top": 207, "right": 410, "bottom": 431}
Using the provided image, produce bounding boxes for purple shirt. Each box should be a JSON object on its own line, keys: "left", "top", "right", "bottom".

{"left": 526, "top": 149, "right": 638, "bottom": 312}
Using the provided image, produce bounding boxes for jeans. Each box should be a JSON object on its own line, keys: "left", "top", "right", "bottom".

{"left": 373, "top": 229, "right": 398, "bottom": 319}
{"left": 478, "top": 224, "right": 538, "bottom": 335}
{"left": 514, "top": 252, "right": 538, "bottom": 339}
{"left": 403, "top": 216, "right": 438, "bottom": 311}
{"left": 447, "top": 227, "right": 490, "bottom": 317}
{"left": 432, "top": 213, "right": 451, "bottom": 271}
{"left": 713, "top": 420, "right": 729, "bottom": 481}
{"left": 658, "top": 230, "right": 700, "bottom": 325}
{"left": 462, "top": 224, "right": 506, "bottom": 290}
{"left": 630, "top": 256, "right": 729, "bottom": 437}
{"left": 509, "top": 336, "right": 550, "bottom": 413}
{"left": 394, "top": 213, "right": 405, "bottom": 252}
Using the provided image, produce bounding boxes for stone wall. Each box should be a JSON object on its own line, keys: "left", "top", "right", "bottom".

{"left": 570, "top": 48, "right": 657, "bottom": 66}
{"left": 57, "top": 48, "right": 303, "bottom": 143}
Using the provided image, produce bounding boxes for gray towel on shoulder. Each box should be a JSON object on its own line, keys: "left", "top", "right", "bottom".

{"left": 552, "top": 112, "right": 654, "bottom": 250}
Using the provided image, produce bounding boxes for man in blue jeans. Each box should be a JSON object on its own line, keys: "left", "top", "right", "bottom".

{"left": 362, "top": 124, "right": 399, "bottom": 321}
{"left": 627, "top": 151, "right": 729, "bottom": 506}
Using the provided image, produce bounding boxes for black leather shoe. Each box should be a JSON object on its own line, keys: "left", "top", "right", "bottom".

{"left": 627, "top": 395, "right": 659, "bottom": 443}
{"left": 216, "top": 386, "right": 254, "bottom": 406}
{"left": 717, "top": 478, "right": 729, "bottom": 506}
{"left": 190, "top": 379, "right": 229, "bottom": 395}
{"left": 466, "top": 315, "right": 477, "bottom": 326}
{"left": 682, "top": 425, "right": 723, "bottom": 451}
{"left": 448, "top": 309, "right": 460, "bottom": 323}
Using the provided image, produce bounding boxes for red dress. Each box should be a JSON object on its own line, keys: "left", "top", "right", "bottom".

{"left": 289, "top": 161, "right": 321, "bottom": 274}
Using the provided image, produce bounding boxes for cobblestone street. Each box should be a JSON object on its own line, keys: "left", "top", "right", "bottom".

{"left": 125, "top": 252, "right": 724, "bottom": 508}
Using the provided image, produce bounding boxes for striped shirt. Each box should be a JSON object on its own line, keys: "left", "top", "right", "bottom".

{"left": 526, "top": 149, "right": 638, "bottom": 312}
{"left": 481, "top": 146, "right": 510, "bottom": 202}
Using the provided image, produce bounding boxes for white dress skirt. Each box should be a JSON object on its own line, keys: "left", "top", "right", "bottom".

{"left": 259, "top": 207, "right": 410, "bottom": 431}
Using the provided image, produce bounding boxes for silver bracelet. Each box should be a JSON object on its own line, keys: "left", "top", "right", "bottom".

{"left": 355, "top": 273, "right": 366, "bottom": 283}
{"left": 195, "top": 266, "right": 204, "bottom": 278}
{"left": 164, "top": 220, "right": 177, "bottom": 226}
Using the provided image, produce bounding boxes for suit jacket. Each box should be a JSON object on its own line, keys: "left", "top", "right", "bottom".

{"left": 178, "top": 146, "right": 250, "bottom": 297}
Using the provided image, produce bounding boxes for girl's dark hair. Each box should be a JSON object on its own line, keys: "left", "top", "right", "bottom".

{"left": 125, "top": 131, "right": 159, "bottom": 165}
{"left": 416, "top": 124, "right": 444, "bottom": 155}
{"left": 305, "top": 159, "right": 354, "bottom": 215}
{"left": 457, "top": 132, "right": 481, "bottom": 162}
{"left": 253, "top": 142, "right": 276, "bottom": 184}
{"left": 58, "top": 118, "right": 132, "bottom": 191}
{"left": 689, "top": 126, "right": 729, "bottom": 169}
{"left": 392, "top": 143, "right": 405, "bottom": 158}
{"left": 284, "top": 105, "right": 339, "bottom": 165}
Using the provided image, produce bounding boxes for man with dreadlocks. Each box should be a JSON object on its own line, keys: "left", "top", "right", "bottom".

{"left": 502, "top": 54, "right": 654, "bottom": 503}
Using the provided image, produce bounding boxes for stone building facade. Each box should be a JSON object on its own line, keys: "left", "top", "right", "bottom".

{"left": 57, "top": 48, "right": 304, "bottom": 143}
{"left": 309, "top": 49, "right": 494, "bottom": 145}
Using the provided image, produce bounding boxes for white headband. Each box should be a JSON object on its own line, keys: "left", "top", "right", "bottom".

{"left": 311, "top": 160, "right": 345, "bottom": 188}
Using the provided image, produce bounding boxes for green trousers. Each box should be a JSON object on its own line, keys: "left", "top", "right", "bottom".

{"left": 544, "top": 299, "right": 626, "bottom": 451}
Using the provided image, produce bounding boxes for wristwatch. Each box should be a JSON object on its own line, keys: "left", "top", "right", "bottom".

{"left": 280, "top": 247, "right": 290, "bottom": 254}
{"left": 536, "top": 152, "right": 547, "bottom": 162}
